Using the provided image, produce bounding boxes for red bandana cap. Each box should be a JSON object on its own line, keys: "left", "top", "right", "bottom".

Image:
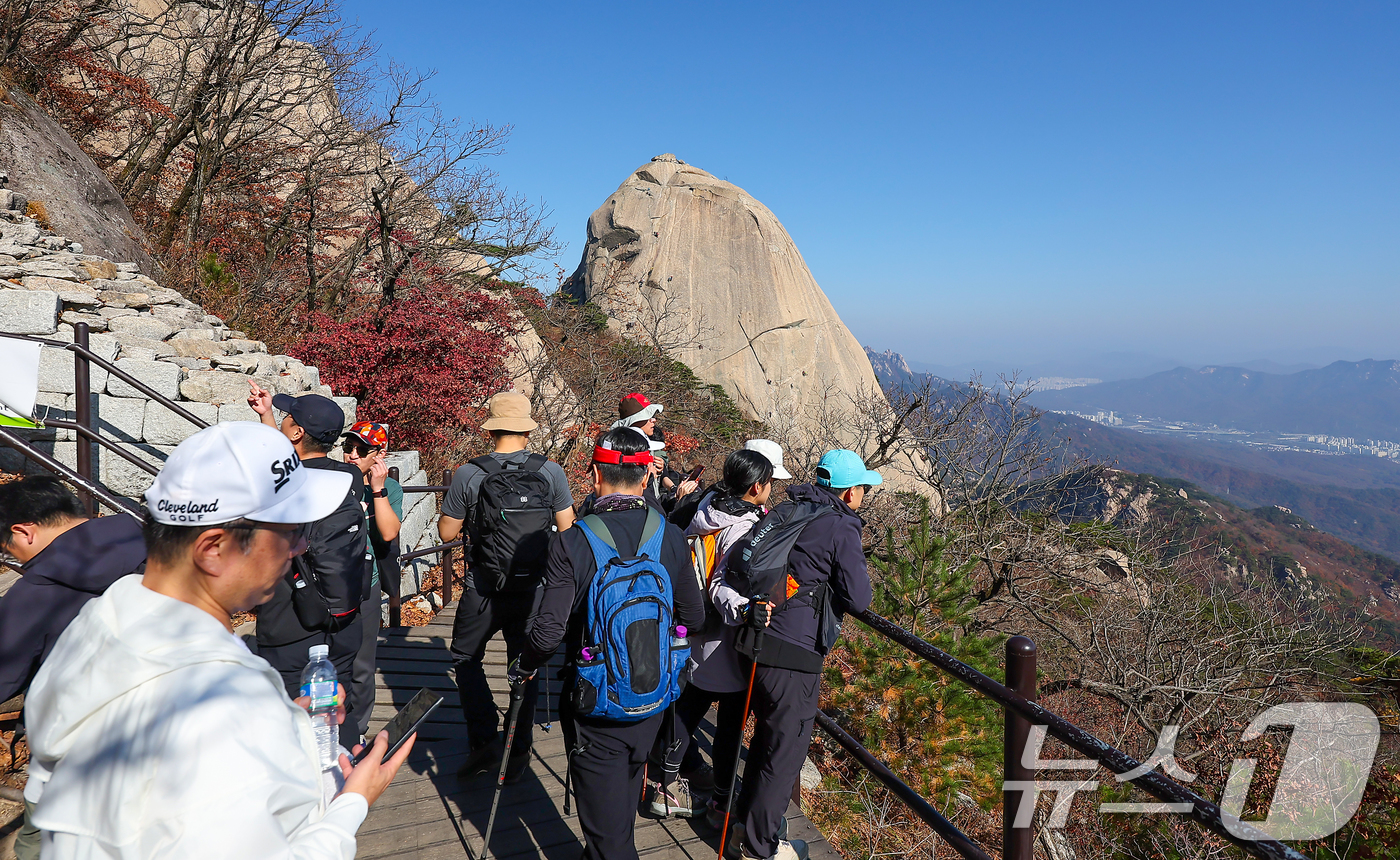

{"left": 593, "top": 429, "right": 654, "bottom": 466}
{"left": 343, "top": 421, "right": 388, "bottom": 449}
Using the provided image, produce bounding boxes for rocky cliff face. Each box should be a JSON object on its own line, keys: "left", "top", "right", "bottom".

{"left": 565, "top": 154, "right": 884, "bottom": 425}
{"left": 0, "top": 86, "right": 158, "bottom": 276}
{"left": 864, "top": 347, "right": 918, "bottom": 388}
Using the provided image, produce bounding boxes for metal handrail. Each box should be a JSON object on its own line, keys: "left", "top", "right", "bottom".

{"left": 815, "top": 710, "right": 993, "bottom": 860}
{"left": 376, "top": 469, "right": 460, "bottom": 627}
{"left": 0, "top": 329, "right": 212, "bottom": 430}
{"left": 0, "top": 425, "right": 141, "bottom": 518}
{"left": 847, "top": 608, "right": 1310, "bottom": 860}
{"left": 398, "top": 539, "right": 464, "bottom": 562}
{"left": 44, "top": 419, "right": 159, "bottom": 475}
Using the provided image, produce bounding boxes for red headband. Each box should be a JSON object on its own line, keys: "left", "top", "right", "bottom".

{"left": 593, "top": 446, "right": 654, "bottom": 466}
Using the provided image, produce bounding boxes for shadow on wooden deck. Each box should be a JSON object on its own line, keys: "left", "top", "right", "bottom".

{"left": 359, "top": 601, "right": 838, "bottom": 860}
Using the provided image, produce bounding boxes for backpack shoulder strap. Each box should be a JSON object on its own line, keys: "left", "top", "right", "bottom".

{"left": 470, "top": 455, "right": 503, "bottom": 475}
{"left": 639, "top": 507, "right": 664, "bottom": 551}
{"left": 577, "top": 514, "right": 620, "bottom": 567}
{"left": 522, "top": 452, "right": 549, "bottom": 473}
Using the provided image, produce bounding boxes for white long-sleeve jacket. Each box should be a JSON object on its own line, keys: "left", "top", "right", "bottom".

{"left": 23, "top": 574, "right": 368, "bottom": 859}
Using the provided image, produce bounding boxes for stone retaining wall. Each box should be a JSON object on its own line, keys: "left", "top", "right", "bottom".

{"left": 0, "top": 207, "right": 443, "bottom": 615}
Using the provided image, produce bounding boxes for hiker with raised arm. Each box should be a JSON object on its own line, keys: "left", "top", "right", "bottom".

{"left": 438, "top": 391, "right": 575, "bottom": 782}
{"left": 722, "top": 449, "right": 877, "bottom": 860}
{"left": 23, "top": 423, "right": 414, "bottom": 859}
{"left": 248, "top": 381, "right": 370, "bottom": 747}
{"left": 515, "top": 427, "right": 705, "bottom": 860}
{"left": 0, "top": 476, "right": 147, "bottom": 860}
{"left": 340, "top": 420, "right": 403, "bottom": 742}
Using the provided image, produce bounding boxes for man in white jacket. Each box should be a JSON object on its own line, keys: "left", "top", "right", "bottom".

{"left": 23, "top": 422, "right": 414, "bottom": 859}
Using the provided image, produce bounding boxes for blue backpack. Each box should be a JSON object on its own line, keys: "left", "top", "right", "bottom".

{"left": 572, "top": 509, "right": 690, "bottom": 722}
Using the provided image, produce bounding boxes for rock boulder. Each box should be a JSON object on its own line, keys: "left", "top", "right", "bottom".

{"left": 0, "top": 86, "right": 158, "bottom": 275}
{"left": 565, "top": 154, "right": 883, "bottom": 425}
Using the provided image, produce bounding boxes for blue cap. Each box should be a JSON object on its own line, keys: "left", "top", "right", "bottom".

{"left": 814, "top": 449, "right": 883, "bottom": 489}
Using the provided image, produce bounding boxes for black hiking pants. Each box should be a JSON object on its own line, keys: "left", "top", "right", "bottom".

{"left": 562, "top": 686, "right": 665, "bottom": 860}
{"left": 351, "top": 579, "right": 381, "bottom": 739}
{"left": 736, "top": 664, "right": 820, "bottom": 858}
{"left": 449, "top": 585, "right": 539, "bottom": 756}
{"left": 649, "top": 682, "right": 746, "bottom": 796}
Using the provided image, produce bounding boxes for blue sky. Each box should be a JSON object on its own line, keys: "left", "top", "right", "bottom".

{"left": 338, "top": 1, "right": 1399, "bottom": 378}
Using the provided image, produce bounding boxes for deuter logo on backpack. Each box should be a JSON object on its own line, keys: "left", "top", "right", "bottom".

{"left": 572, "top": 510, "right": 690, "bottom": 721}
{"left": 471, "top": 453, "right": 555, "bottom": 593}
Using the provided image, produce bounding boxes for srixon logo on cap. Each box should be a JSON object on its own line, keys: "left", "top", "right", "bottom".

{"left": 271, "top": 454, "right": 302, "bottom": 492}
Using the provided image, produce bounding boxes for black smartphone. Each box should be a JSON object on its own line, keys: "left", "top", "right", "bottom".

{"left": 352, "top": 687, "right": 442, "bottom": 765}
{"left": 685, "top": 465, "right": 704, "bottom": 483}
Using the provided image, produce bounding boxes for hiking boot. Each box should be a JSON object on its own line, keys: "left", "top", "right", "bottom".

{"left": 705, "top": 797, "right": 729, "bottom": 831}
{"left": 503, "top": 750, "right": 531, "bottom": 784}
{"left": 739, "top": 839, "right": 808, "bottom": 860}
{"left": 680, "top": 762, "right": 716, "bottom": 793}
{"left": 648, "top": 777, "right": 708, "bottom": 818}
{"left": 722, "top": 818, "right": 789, "bottom": 857}
{"left": 455, "top": 738, "right": 504, "bottom": 780}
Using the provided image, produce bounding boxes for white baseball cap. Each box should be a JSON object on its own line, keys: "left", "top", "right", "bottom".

{"left": 745, "top": 439, "right": 792, "bottom": 480}
{"left": 145, "top": 422, "right": 352, "bottom": 525}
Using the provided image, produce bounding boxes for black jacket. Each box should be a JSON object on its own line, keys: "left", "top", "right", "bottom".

{"left": 764, "top": 483, "right": 872, "bottom": 656}
{"left": 0, "top": 515, "right": 146, "bottom": 702}
{"left": 520, "top": 505, "right": 705, "bottom": 673}
{"left": 256, "top": 457, "right": 369, "bottom": 646}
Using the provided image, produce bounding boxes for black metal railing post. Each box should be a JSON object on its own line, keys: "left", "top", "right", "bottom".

{"left": 440, "top": 468, "right": 453, "bottom": 607}
{"left": 73, "top": 322, "right": 94, "bottom": 514}
{"left": 1003, "top": 636, "right": 1037, "bottom": 860}
{"left": 387, "top": 466, "right": 402, "bottom": 628}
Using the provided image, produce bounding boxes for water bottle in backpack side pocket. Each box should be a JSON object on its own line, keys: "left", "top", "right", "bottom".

{"left": 300, "top": 644, "right": 339, "bottom": 770}
{"left": 670, "top": 625, "right": 692, "bottom": 694}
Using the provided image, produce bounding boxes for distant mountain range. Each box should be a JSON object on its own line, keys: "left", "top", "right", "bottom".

{"left": 1029, "top": 360, "right": 1400, "bottom": 441}
{"left": 895, "top": 353, "right": 1322, "bottom": 384}
{"left": 865, "top": 347, "right": 1400, "bottom": 559}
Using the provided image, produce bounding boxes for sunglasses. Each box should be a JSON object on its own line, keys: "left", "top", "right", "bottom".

{"left": 341, "top": 440, "right": 376, "bottom": 457}
{"left": 225, "top": 520, "right": 307, "bottom": 542}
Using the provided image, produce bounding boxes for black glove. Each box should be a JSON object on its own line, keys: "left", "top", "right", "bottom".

{"left": 747, "top": 599, "right": 772, "bottom": 629}
{"left": 507, "top": 657, "right": 535, "bottom": 684}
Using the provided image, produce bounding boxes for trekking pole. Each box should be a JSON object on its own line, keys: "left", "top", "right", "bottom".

{"left": 540, "top": 661, "right": 552, "bottom": 732}
{"left": 480, "top": 677, "right": 527, "bottom": 860}
{"left": 718, "top": 599, "right": 767, "bottom": 860}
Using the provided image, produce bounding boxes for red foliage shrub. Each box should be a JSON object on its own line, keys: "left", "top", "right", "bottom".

{"left": 288, "top": 286, "right": 517, "bottom": 466}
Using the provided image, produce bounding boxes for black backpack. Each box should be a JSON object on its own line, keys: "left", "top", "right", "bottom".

{"left": 471, "top": 453, "right": 556, "bottom": 593}
{"left": 727, "top": 500, "right": 843, "bottom": 658}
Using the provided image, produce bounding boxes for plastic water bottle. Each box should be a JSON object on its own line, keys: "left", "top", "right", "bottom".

{"left": 300, "top": 644, "right": 338, "bottom": 769}
{"left": 672, "top": 625, "right": 689, "bottom": 649}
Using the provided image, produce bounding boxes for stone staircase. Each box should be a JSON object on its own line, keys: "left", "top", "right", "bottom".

{"left": 0, "top": 206, "right": 443, "bottom": 613}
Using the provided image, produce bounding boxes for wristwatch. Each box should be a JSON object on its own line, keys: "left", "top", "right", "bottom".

{"left": 372, "top": 488, "right": 388, "bottom": 498}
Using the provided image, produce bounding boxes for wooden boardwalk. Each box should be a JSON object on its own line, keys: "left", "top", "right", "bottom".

{"left": 359, "top": 600, "right": 839, "bottom": 860}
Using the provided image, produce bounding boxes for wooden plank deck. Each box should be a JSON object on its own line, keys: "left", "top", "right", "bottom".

{"left": 360, "top": 600, "right": 840, "bottom": 860}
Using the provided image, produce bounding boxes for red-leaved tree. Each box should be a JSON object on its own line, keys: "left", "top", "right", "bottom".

{"left": 289, "top": 285, "right": 517, "bottom": 467}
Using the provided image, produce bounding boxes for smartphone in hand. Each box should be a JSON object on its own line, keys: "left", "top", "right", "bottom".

{"left": 353, "top": 688, "right": 442, "bottom": 765}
